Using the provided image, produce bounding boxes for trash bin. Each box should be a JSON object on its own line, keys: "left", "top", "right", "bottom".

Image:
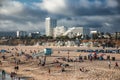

{"left": 84, "top": 56, "right": 87, "bottom": 60}
{"left": 112, "top": 57, "right": 115, "bottom": 61}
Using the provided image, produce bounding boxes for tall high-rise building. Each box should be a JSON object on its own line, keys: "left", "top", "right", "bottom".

{"left": 45, "top": 17, "right": 57, "bottom": 36}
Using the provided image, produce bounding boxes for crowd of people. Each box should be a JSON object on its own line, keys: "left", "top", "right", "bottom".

{"left": 0, "top": 46, "right": 120, "bottom": 80}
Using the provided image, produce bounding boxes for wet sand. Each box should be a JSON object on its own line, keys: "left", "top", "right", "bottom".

{"left": 0, "top": 45, "right": 120, "bottom": 80}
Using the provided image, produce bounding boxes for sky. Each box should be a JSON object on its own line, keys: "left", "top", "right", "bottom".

{"left": 0, "top": 0, "right": 120, "bottom": 33}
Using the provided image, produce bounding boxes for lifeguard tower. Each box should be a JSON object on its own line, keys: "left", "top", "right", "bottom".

{"left": 32, "top": 48, "right": 53, "bottom": 66}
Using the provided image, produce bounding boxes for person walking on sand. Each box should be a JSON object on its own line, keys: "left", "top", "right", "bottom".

{"left": 0, "top": 60, "right": 2, "bottom": 66}
{"left": 114, "top": 62, "right": 119, "bottom": 69}
{"left": 14, "top": 65, "right": 19, "bottom": 72}
{"left": 48, "top": 68, "right": 51, "bottom": 74}
{"left": 108, "top": 60, "right": 111, "bottom": 69}
{"left": 2, "top": 70, "right": 6, "bottom": 79}
{"left": 10, "top": 72, "right": 16, "bottom": 80}
{"left": 38, "top": 58, "right": 41, "bottom": 66}
{"left": 90, "top": 56, "right": 93, "bottom": 62}
{"left": 18, "top": 77, "right": 20, "bottom": 80}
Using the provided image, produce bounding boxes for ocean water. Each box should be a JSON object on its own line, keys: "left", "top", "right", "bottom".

{"left": 0, "top": 72, "right": 26, "bottom": 80}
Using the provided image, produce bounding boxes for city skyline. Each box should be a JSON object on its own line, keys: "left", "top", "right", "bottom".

{"left": 0, "top": 0, "right": 120, "bottom": 33}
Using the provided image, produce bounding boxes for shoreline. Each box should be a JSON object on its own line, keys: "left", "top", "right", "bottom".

{"left": 0, "top": 66, "right": 33, "bottom": 80}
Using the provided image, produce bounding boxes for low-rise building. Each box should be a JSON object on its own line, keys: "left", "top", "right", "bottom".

{"left": 63, "top": 27, "right": 90, "bottom": 38}
{"left": 29, "top": 32, "right": 41, "bottom": 38}
{"left": 16, "top": 31, "right": 27, "bottom": 38}
{"left": 0, "top": 31, "right": 17, "bottom": 38}
{"left": 53, "top": 26, "right": 66, "bottom": 38}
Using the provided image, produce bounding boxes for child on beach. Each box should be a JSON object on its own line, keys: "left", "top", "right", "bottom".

{"left": 2, "top": 70, "right": 6, "bottom": 79}
{"left": 0, "top": 60, "right": 2, "bottom": 66}
{"left": 2, "top": 55, "right": 6, "bottom": 60}
{"left": 10, "top": 72, "right": 17, "bottom": 80}
{"left": 108, "top": 60, "right": 111, "bottom": 69}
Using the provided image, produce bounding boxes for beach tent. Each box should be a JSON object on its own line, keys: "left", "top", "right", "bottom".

{"left": 0, "top": 49, "right": 7, "bottom": 53}
{"left": 87, "top": 49, "right": 93, "bottom": 53}
{"left": 18, "top": 51, "right": 24, "bottom": 56}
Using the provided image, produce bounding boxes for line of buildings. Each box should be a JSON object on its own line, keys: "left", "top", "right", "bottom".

{"left": 0, "top": 31, "right": 27, "bottom": 38}
{"left": 45, "top": 17, "right": 90, "bottom": 38}
{"left": 0, "top": 17, "right": 120, "bottom": 40}
{"left": 0, "top": 31, "right": 41, "bottom": 39}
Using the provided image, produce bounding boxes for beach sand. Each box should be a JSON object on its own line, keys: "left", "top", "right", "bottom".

{"left": 0, "top": 45, "right": 120, "bottom": 80}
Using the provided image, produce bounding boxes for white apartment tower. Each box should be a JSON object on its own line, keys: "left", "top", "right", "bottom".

{"left": 45, "top": 17, "right": 57, "bottom": 36}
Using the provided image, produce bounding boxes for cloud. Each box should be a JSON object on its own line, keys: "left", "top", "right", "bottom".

{"left": 34, "top": 0, "right": 70, "bottom": 15}
{"left": 0, "top": 0, "right": 9, "bottom": 5}
{"left": 0, "top": 0, "right": 46, "bottom": 32}
{"left": 106, "top": 0, "right": 118, "bottom": 8}
{"left": 57, "top": 15, "right": 120, "bottom": 32}
{"left": 0, "top": 19, "right": 44, "bottom": 32}
{"left": 0, "top": 1, "right": 24, "bottom": 15}
{"left": 0, "top": 0, "right": 120, "bottom": 33}
{"left": 34, "top": 0, "right": 119, "bottom": 16}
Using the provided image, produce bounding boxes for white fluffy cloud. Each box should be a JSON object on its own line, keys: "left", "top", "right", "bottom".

{"left": 106, "top": 0, "right": 118, "bottom": 8}
{"left": 34, "top": 0, "right": 70, "bottom": 15}
{"left": 34, "top": 0, "right": 119, "bottom": 16}
{"left": 0, "top": 1, "right": 24, "bottom": 15}
{"left": 0, "top": 20, "right": 44, "bottom": 31}
{"left": 0, "top": 0, "right": 120, "bottom": 32}
{"left": 0, "top": 0, "right": 45, "bottom": 31}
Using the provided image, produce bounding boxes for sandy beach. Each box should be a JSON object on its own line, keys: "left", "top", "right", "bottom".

{"left": 0, "top": 45, "right": 120, "bottom": 80}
